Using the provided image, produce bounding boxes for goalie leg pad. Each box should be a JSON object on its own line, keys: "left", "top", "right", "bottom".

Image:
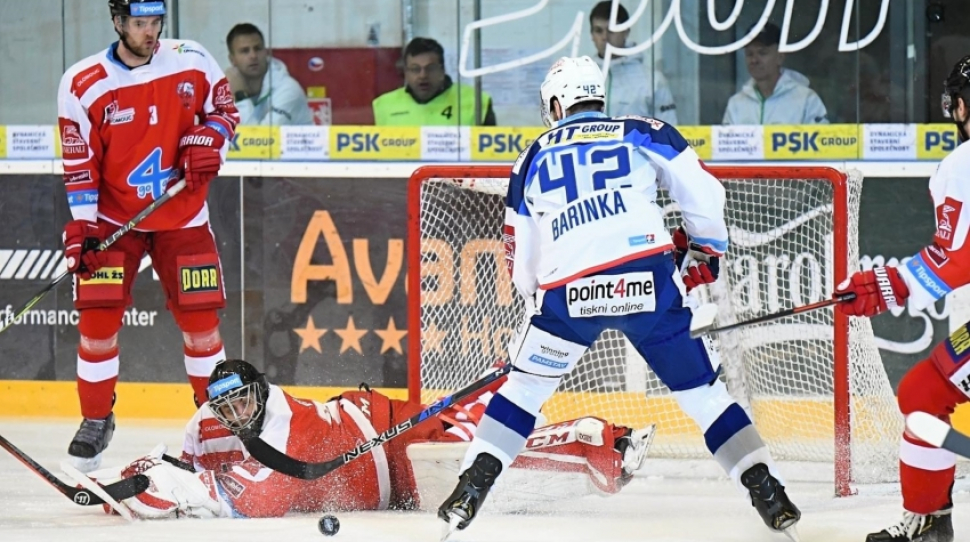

{"left": 515, "top": 417, "right": 625, "bottom": 495}
{"left": 897, "top": 358, "right": 963, "bottom": 515}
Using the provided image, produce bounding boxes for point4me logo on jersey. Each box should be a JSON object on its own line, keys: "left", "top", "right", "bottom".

{"left": 330, "top": 127, "right": 420, "bottom": 159}
{"left": 764, "top": 124, "right": 860, "bottom": 159}
{"left": 565, "top": 272, "right": 655, "bottom": 318}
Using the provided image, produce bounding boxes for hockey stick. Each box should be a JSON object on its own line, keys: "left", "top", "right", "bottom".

{"left": 0, "top": 177, "right": 187, "bottom": 335}
{"left": 688, "top": 292, "right": 857, "bottom": 339}
{"left": 905, "top": 412, "right": 970, "bottom": 460}
{"left": 0, "top": 432, "right": 149, "bottom": 506}
{"left": 243, "top": 363, "right": 513, "bottom": 481}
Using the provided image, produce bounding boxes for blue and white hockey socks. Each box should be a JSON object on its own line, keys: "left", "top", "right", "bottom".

{"left": 673, "top": 378, "right": 779, "bottom": 487}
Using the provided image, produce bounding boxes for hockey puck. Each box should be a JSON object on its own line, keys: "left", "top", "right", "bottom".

{"left": 318, "top": 514, "right": 340, "bottom": 536}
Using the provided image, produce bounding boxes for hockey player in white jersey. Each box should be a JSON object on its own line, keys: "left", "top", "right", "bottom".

{"left": 437, "top": 56, "right": 800, "bottom": 538}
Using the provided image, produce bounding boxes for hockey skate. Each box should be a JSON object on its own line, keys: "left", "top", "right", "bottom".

{"left": 438, "top": 452, "right": 503, "bottom": 541}
{"left": 616, "top": 424, "right": 656, "bottom": 487}
{"left": 68, "top": 412, "right": 115, "bottom": 473}
{"left": 865, "top": 508, "right": 953, "bottom": 542}
{"left": 740, "top": 463, "right": 801, "bottom": 541}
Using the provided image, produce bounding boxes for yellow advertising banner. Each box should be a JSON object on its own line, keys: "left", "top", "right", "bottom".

{"left": 763, "top": 124, "right": 861, "bottom": 160}
{"left": 329, "top": 126, "right": 422, "bottom": 160}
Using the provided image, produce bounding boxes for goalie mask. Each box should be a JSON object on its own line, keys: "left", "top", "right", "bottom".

{"left": 206, "top": 359, "right": 270, "bottom": 440}
{"left": 943, "top": 55, "right": 970, "bottom": 142}
{"left": 108, "top": 0, "right": 166, "bottom": 18}
{"left": 539, "top": 56, "right": 606, "bottom": 128}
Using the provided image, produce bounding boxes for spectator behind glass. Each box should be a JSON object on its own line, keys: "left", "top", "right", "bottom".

{"left": 723, "top": 22, "right": 828, "bottom": 125}
{"left": 589, "top": 1, "right": 677, "bottom": 124}
{"left": 225, "top": 23, "right": 313, "bottom": 125}
{"left": 372, "top": 38, "right": 496, "bottom": 126}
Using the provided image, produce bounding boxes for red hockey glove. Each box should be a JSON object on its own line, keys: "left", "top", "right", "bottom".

{"left": 834, "top": 267, "right": 910, "bottom": 317}
{"left": 177, "top": 122, "right": 225, "bottom": 192}
{"left": 62, "top": 220, "right": 109, "bottom": 280}
{"left": 672, "top": 227, "right": 720, "bottom": 293}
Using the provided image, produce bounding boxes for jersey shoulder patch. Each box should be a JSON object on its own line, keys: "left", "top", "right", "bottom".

{"left": 70, "top": 62, "right": 109, "bottom": 99}
{"left": 616, "top": 114, "right": 664, "bottom": 130}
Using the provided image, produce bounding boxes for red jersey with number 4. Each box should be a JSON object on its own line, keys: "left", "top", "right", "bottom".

{"left": 57, "top": 39, "right": 238, "bottom": 231}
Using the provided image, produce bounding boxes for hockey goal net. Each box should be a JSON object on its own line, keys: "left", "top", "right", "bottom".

{"left": 407, "top": 165, "right": 901, "bottom": 496}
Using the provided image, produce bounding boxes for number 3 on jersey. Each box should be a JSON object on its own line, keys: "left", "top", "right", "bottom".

{"left": 536, "top": 145, "right": 632, "bottom": 204}
{"left": 128, "top": 147, "right": 173, "bottom": 200}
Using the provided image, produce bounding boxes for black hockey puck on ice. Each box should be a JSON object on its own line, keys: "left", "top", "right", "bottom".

{"left": 318, "top": 515, "right": 340, "bottom": 536}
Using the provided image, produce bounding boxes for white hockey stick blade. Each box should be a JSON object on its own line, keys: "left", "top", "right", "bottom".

{"left": 688, "top": 303, "right": 720, "bottom": 339}
{"left": 60, "top": 461, "right": 135, "bottom": 521}
{"left": 440, "top": 514, "right": 463, "bottom": 542}
{"left": 905, "top": 411, "right": 970, "bottom": 459}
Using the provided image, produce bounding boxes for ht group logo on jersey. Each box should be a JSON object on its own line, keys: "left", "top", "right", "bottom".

{"left": 917, "top": 124, "right": 959, "bottom": 159}
{"left": 330, "top": 127, "right": 420, "bottom": 160}
{"left": 565, "top": 271, "right": 656, "bottom": 318}
{"left": 227, "top": 126, "right": 279, "bottom": 159}
{"left": 471, "top": 127, "right": 544, "bottom": 161}
{"left": 764, "top": 124, "right": 860, "bottom": 159}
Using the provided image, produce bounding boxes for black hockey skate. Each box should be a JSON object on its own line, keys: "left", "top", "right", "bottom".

{"left": 865, "top": 508, "right": 953, "bottom": 542}
{"left": 67, "top": 412, "right": 115, "bottom": 473}
{"left": 741, "top": 463, "right": 801, "bottom": 536}
{"left": 438, "top": 453, "right": 503, "bottom": 537}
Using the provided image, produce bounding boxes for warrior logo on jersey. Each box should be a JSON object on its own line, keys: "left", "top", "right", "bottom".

{"left": 177, "top": 81, "right": 195, "bottom": 109}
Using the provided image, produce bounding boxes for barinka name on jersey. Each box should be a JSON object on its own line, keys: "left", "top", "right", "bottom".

{"left": 57, "top": 39, "right": 239, "bottom": 232}
{"left": 897, "top": 140, "right": 970, "bottom": 309}
{"left": 504, "top": 112, "right": 727, "bottom": 298}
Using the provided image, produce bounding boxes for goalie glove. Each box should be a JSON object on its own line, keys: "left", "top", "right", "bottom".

{"left": 834, "top": 266, "right": 910, "bottom": 317}
{"left": 672, "top": 226, "right": 720, "bottom": 292}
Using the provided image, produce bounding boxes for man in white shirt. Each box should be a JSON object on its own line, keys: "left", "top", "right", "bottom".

{"left": 224, "top": 23, "right": 313, "bottom": 126}
{"left": 589, "top": 1, "right": 677, "bottom": 124}
{"left": 722, "top": 22, "right": 828, "bottom": 125}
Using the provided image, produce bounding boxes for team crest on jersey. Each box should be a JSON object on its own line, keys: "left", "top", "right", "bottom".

{"left": 177, "top": 81, "right": 195, "bottom": 109}
{"left": 213, "top": 80, "right": 233, "bottom": 107}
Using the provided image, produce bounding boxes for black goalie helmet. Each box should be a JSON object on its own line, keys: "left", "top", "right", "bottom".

{"left": 943, "top": 55, "right": 970, "bottom": 141}
{"left": 206, "top": 359, "right": 270, "bottom": 439}
{"left": 108, "top": 0, "right": 166, "bottom": 18}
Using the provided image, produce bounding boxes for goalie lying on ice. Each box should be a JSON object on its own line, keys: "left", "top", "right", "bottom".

{"left": 87, "top": 359, "right": 655, "bottom": 519}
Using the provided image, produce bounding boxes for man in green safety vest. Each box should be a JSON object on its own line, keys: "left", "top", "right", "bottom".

{"left": 373, "top": 38, "right": 497, "bottom": 126}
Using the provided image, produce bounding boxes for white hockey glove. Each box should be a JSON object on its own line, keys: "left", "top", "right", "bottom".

{"left": 122, "top": 463, "right": 232, "bottom": 520}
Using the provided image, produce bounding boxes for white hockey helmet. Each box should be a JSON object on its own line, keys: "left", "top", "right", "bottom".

{"left": 539, "top": 56, "right": 607, "bottom": 127}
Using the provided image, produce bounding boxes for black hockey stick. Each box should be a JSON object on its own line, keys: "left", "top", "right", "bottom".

{"left": 0, "top": 177, "right": 187, "bottom": 335}
{"left": 689, "top": 292, "right": 857, "bottom": 339}
{"left": 0, "top": 432, "right": 149, "bottom": 506}
{"left": 243, "top": 363, "right": 513, "bottom": 481}
{"left": 906, "top": 412, "right": 970, "bottom": 460}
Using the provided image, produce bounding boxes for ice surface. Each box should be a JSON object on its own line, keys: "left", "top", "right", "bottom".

{"left": 1, "top": 419, "right": 967, "bottom": 542}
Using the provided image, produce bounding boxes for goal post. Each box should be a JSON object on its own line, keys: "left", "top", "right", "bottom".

{"left": 406, "top": 164, "right": 901, "bottom": 496}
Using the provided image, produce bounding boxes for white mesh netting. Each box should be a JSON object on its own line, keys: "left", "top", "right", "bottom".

{"left": 411, "top": 168, "right": 903, "bottom": 490}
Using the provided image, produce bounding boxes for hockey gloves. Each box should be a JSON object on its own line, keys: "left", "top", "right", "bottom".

{"left": 63, "top": 220, "right": 109, "bottom": 280}
{"left": 672, "top": 227, "right": 720, "bottom": 292}
{"left": 177, "top": 122, "right": 225, "bottom": 192}
{"left": 834, "top": 267, "right": 910, "bottom": 317}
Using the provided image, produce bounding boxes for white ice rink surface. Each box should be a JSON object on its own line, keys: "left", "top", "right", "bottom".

{"left": 2, "top": 419, "right": 969, "bottom": 542}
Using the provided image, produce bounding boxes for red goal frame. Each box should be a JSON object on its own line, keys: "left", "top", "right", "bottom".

{"left": 406, "top": 165, "right": 853, "bottom": 496}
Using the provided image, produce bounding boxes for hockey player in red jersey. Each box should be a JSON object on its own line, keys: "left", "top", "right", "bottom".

{"left": 56, "top": 0, "right": 239, "bottom": 472}
{"left": 92, "top": 359, "right": 654, "bottom": 519}
{"left": 838, "top": 56, "right": 970, "bottom": 542}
